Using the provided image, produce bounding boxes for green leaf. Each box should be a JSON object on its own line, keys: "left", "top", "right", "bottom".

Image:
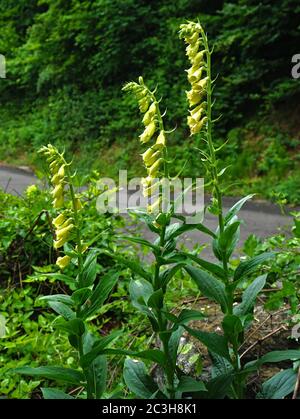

{"left": 206, "top": 373, "right": 234, "bottom": 399}
{"left": 80, "top": 331, "right": 122, "bottom": 368}
{"left": 86, "top": 355, "right": 107, "bottom": 399}
{"left": 234, "top": 274, "right": 267, "bottom": 316}
{"left": 257, "top": 369, "right": 297, "bottom": 399}
{"left": 166, "top": 309, "right": 205, "bottom": 326}
{"left": 210, "top": 352, "right": 234, "bottom": 378}
{"left": 129, "top": 278, "right": 155, "bottom": 317}
{"left": 169, "top": 326, "right": 184, "bottom": 365}
{"left": 38, "top": 294, "right": 73, "bottom": 306}
{"left": 55, "top": 318, "right": 85, "bottom": 337}
{"left": 120, "top": 236, "right": 159, "bottom": 252}
{"left": 234, "top": 252, "right": 274, "bottom": 282}
{"left": 179, "top": 251, "right": 227, "bottom": 280}
{"left": 213, "top": 221, "right": 240, "bottom": 261}
{"left": 222, "top": 315, "right": 244, "bottom": 347}
{"left": 48, "top": 301, "right": 75, "bottom": 321}
{"left": 81, "top": 271, "right": 119, "bottom": 319}
{"left": 184, "top": 266, "right": 229, "bottom": 313}
{"left": 71, "top": 288, "right": 92, "bottom": 306}
{"left": 123, "top": 359, "right": 158, "bottom": 399}
{"left": 80, "top": 250, "right": 99, "bottom": 287}
{"left": 147, "top": 289, "right": 164, "bottom": 310}
{"left": 114, "top": 255, "right": 151, "bottom": 282}
{"left": 244, "top": 350, "right": 300, "bottom": 373}
{"left": 165, "top": 222, "right": 216, "bottom": 241}
{"left": 177, "top": 376, "right": 207, "bottom": 393}
{"left": 224, "top": 195, "right": 254, "bottom": 225}
{"left": 159, "top": 264, "right": 185, "bottom": 289}
{"left": 133, "top": 350, "right": 166, "bottom": 365}
{"left": 14, "top": 366, "right": 84, "bottom": 385}
{"left": 184, "top": 326, "right": 231, "bottom": 361}
{"left": 41, "top": 388, "right": 74, "bottom": 399}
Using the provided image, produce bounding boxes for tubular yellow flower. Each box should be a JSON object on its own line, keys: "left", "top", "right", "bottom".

{"left": 148, "top": 158, "right": 163, "bottom": 177}
{"left": 179, "top": 21, "right": 208, "bottom": 136}
{"left": 139, "top": 120, "right": 156, "bottom": 144}
{"left": 56, "top": 255, "right": 71, "bottom": 270}
{"left": 54, "top": 237, "right": 67, "bottom": 249}
{"left": 53, "top": 195, "right": 64, "bottom": 209}
{"left": 155, "top": 131, "right": 166, "bottom": 149}
{"left": 53, "top": 213, "right": 66, "bottom": 228}
{"left": 56, "top": 224, "right": 74, "bottom": 241}
{"left": 143, "top": 150, "right": 161, "bottom": 168}
{"left": 123, "top": 78, "right": 168, "bottom": 213}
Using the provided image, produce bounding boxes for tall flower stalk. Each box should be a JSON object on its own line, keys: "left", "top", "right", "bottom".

{"left": 15, "top": 145, "right": 120, "bottom": 399}
{"left": 179, "top": 21, "right": 279, "bottom": 399}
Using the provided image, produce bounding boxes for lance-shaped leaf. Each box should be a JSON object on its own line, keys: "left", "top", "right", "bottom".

{"left": 80, "top": 271, "right": 119, "bottom": 319}
{"left": 224, "top": 194, "right": 254, "bottom": 225}
{"left": 184, "top": 266, "right": 229, "bottom": 312}
{"left": 123, "top": 359, "right": 158, "bottom": 399}
{"left": 233, "top": 274, "right": 267, "bottom": 316}
{"left": 184, "top": 326, "right": 231, "bottom": 361}
{"left": 14, "top": 366, "right": 84, "bottom": 385}
{"left": 233, "top": 252, "right": 274, "bottom": 282}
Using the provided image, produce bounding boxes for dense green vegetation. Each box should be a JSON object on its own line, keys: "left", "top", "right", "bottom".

{"left": 0, "top": 3, "right": 299, "bottom": 401}
{"left": 0, "top": 0, "right": 300, "bottom": 203}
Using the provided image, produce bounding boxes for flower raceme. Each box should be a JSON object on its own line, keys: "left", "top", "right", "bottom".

{"left": 39, "top": 144, "right": 84, "bottom": 268}
{"left": 179, "top": 21, "right": 208, "bottom": 135}
{"left": 122, "top": 78, "right": 167, "bottom": 212}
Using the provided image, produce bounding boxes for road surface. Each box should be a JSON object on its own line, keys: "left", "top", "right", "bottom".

{"left": 0, "top": 165, "right": 294, "bottom": 260}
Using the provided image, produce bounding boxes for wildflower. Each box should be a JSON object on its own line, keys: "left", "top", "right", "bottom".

{"left": 123, "top": 78, "right": 168, "bottom": 211}
{"left": 53, "top": 213, "right": 66, "bottom": 228}
{"left": 56, "top": 255, "right": 71, "bottom": 270}
{"left": 179, "top": 21, "right": 208, "bottom": 135}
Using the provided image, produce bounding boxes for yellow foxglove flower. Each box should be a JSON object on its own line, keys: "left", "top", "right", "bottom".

{"left": 139, "top": 121, "right": 156, "bottom": 144}
{"left": 190, "top": 116, "right": 208, "bottom": 135}
{"left": 144, "top": 150, "right": 161, "bottom": 168}
{"left": 186, "top": 41, "right": 200, "bottom": 59}
{"left": 52, "top": 183, "right": 63, "bottom": 199}
{"left": 141, "top": 148, "right": 154, "bottom": 163}
{"left": 186, "top": 89, "right": 202, "bottom": 106}
{"left": 142, "top": 102, "right": 157, "bottom": 125}
{"left": 155, "top": 130, "right": 166, "bottom": 149}
{"left": 56, "top": 255, "right": 71, "bottom": 270}
{"left": 56, "top": 224, "right": 74, "bottom": 241}
{"left": 139, "top": 97, "right": 150, "bottom": 113}
{"left": 54, "top": 237, "right": 67, "bottom": 249}
{"left": 57, "top": 165, "right": 65, "bottom": 178}
{"left": 148, "top": 158, "right": 163, "bottom": 177}
{"left": 53, "top": 213, "right": 66, "bottom": 228}
{"left": 53, "top": 195, "right": 64, "bottom": 209}
{"left": 188, "top": 67, "right": 204, "bottom": 84}
{"left": 193, "top": 77, "right": 208, "bottom": 92}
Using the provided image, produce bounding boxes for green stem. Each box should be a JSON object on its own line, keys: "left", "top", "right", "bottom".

{"left": 200, "top": 29, "right": 229, "bottom": 279}
{"left": 149, "top": 90, "right": 169, "bottom": 180}
{"left": 200, "top": 27, "right": 243, "bottom": 397}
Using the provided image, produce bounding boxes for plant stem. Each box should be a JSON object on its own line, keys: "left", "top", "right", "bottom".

{"left": 200, "top": 28, "right": 228, "bottom": 278}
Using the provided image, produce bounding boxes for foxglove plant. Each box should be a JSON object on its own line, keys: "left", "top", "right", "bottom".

{"left": 178, "top": 20, "right": 300, "bottom": 399}
{"left": 15, "top": 145, "right": 120, "bottom": 399}
{"left": 120, "top": 79, "right": 213, "bottom": 399}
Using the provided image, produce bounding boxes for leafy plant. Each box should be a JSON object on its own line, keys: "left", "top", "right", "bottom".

{"left": 14, "top": 145, "right": 121, "bottom": 399}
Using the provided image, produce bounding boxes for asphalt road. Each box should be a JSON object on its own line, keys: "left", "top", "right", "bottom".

{"left": 0, "top": 165, "right": 294, "bottom": 260}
